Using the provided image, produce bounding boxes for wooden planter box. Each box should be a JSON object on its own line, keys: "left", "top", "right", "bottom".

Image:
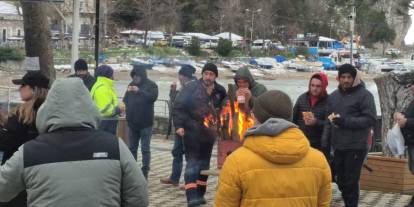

{"left": 360, "top": 154, "right": 414, "bottom": 194}
{"left": 116, "top": 117, "right": 129, "bottom": 145}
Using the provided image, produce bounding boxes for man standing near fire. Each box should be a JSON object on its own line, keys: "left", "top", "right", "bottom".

{"left": 293, "top": 72, "right": 329, "bottom": 152}
{"left": 173, "top": 63, "right": 226, "bottom": 207}
{"left": 322, "top": 64, "right": 376, "bottom": 207}
{"left": 160, "top": 65, "right": 196, "bottom": 187}
{"left": 232, "top": 66, "right": 267, "bottom": 112}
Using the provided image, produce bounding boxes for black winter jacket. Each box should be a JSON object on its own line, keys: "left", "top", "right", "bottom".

{"left": 0, "top": 115, "right": 38, "bottom": 165}
{"left": 401, "top": 100, "right": 414, "bottom": 146}
{"left": 68, "top": 73, "right": 96, "bottom": 91}
{"left": 173, "top": 80, "right": 226, "bottom": 131}
{"left": 123, "top": 77, "right": 158, "bottom": 130}
{"left": 0, "top": 112, "right": 39, "bottom": 207}
{"left": 322, "top": 84, "right": 377, "bottom": 150}
{"left": 293, "top": 92, "right": 328, "bottom": 149}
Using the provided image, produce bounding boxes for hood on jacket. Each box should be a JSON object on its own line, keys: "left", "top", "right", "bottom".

{"left": 352, "top": 70, "right": 362, "bottom": 87}
{"left": 308, "top": 72, "right": 328, "bottom": 97}
{"left": 243, "top": 118, "right": 310, "bottom": 164}
{"left": 36, "top": 78, "right": 101, "bottom": 133}
{"left": 234, "top": 67, "right": 256, "bottom": 89}
{"left": 130, "top": 65, "right": 148, "bottom": 80}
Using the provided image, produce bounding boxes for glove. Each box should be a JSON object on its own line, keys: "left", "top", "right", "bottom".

{"left": 332, "top": 116, "right": 345, "bottom": 127}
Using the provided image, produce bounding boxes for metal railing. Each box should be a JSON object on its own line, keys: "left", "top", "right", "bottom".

{"left": 117, "top": 97, "right": 169, "bottom": 118}
{"left": 0, "top": 86, "right": 19, "bottom": 113}
{"left": 0, "top": 86, "right": 170, "bottom": 119}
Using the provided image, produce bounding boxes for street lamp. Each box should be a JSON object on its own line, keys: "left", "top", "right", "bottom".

{"left": 245, "top": 8, "right": 261, "bottom": 47}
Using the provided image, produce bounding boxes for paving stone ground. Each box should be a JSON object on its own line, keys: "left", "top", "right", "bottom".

{"left": 136, "top": 135, "right": 412, "bottom": 207}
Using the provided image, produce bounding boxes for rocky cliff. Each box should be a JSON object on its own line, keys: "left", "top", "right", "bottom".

{"left": 376, "top": 0, "right": 411, "bottom": 47}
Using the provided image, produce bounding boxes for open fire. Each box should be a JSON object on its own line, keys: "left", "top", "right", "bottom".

{"left": 204, "top": 101, "right": 255, "bottom": 141}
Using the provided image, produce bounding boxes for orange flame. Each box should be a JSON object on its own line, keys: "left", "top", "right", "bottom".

{"left": 203, "top": 101, "right": 254, "bottom": 141}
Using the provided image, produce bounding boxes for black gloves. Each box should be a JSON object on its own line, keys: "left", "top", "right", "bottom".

{"left": 332, "top": 116, "right": 345, "bottom": 127}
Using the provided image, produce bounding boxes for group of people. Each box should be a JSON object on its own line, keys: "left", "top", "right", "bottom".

{"left": 73, "top": 59, "right": 159, "bottom": 179}
{"left": 158, "top": 63, "right": 377, "bottom": 207}
{"left": 0, "top": 58, "right": 160, "bottom": 207}
{"left": 0, "top": 57, "right": 401, "bottom": 207}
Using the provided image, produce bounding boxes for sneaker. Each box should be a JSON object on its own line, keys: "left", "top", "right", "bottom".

{"left": 160, "top": 177, "right": 179, "bottom": 186}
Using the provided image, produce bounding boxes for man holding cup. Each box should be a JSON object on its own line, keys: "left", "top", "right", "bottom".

{"left": 233, "top": 66, "right": 267, "bottom": 112}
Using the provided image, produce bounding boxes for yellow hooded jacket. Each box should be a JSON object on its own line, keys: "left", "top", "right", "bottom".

{"left": 214, "top": 118, "right": 332, "bottom": 207}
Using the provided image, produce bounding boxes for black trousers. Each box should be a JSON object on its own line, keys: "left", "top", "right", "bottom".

{"left": 183, "top": 123, "right": 216, "bottom": 204}
{"left": 333, "top": 149, "right": 367, "bottom": 207}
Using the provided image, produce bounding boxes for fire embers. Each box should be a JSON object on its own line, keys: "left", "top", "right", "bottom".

{"left": 203, "top": 101, "right": 254, "bottom": 141}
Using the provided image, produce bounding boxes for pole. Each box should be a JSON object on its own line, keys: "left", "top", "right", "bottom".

{"left": 71, "top": 0, "right": 80, "bottom": 74}
{"left": 244, "top": 24, "right": 247, "bottom": 54}
{"left": 350, "top": 1, "right": 355, "bottom": 65}
{"left": 250, "top": 12, "right": 254, "bottom": 47}
{"left": 94, "top": 0, "right": 100, "bottom": 71}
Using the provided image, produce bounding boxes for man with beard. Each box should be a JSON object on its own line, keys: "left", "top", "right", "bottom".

{"left": 68, "top": 59, "right": 96, "bottom": 91}
{"left": 173, "top": 63, "right": 226, "bottom": 207}
{"left": 322, "top": 64, "right": 376, "bottom": 207}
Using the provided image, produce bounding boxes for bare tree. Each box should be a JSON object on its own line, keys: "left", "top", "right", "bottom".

{"left": 218, "top": 0, "right": 243, "bottom": 35}
{"left": 137, "top": 0, "right": 156, "bottom": 47}
{"left": 21, "top": 1, "right": 55, "bottom": 81}
{"left": 157, "top": 0, "right": 188, "bottom": 46}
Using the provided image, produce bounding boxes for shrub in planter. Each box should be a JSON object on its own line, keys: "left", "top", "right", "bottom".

{"left": 0, "top": 47, "right": 25, "bottom": 62}
{"left": 217, "top": 39, "right": 233, "bottom": 57}
{"left": 187, "top": 37, "right": 201, "bottom": 56}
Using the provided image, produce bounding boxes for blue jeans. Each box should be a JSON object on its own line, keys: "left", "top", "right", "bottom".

{"left": 128, "top": 126, "right": 153, "bottom": 179}
{"left": 170, "top": 135, "right": 185, "bottom": 182}
{"left": 99, "top": 119, "right": 118, "bottom": 135}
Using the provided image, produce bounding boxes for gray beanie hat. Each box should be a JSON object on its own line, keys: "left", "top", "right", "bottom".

{"left": 252, "top": 90, "right": 293, "bottom": 123}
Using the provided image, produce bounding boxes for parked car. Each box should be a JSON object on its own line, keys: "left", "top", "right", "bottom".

{"left": 270, "top": 41, "right": 285, "bottom": 51}
{"left": 154, "top": 39, "right": 169, "bottom": 47}
{"left": 171, "top": 36, "right": 186, "bottom": 48}
{"left": 251, "top": 39, "right": 272, "bottom": 50}
{"left": 385, "top": 48, "right": 401, "bottom": 55}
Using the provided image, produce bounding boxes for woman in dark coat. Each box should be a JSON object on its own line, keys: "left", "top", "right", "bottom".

{"left": 0, "top": 71, "right": 49, "bottom": 207}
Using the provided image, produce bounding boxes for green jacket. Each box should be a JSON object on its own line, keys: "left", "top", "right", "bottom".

{"left": 233, "top": 67, "right": 267, "bottom": 106}
{"left": 90, "top": 77, "right": 119, "bottom": 118}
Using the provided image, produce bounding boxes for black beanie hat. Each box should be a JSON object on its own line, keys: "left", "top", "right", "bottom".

{"left": 252, "top": 90, "right": 293, "bottom": 123}
{"left": 179, "top": 65, "right": 196, "bottom": 78}
{"left": 202, "top": 63, "right": 218, "bottom": 77}
{"left": 74, "top": 59, "right": 88, "bottom": 71}
{"left": 338, "top": 64, "right": 357, "bottom": 78}
{"left": 12, "top": 71, "right": 50, "bottom": 89}
{"left": 95, "top": 65, "right": 114, "bottom": 79}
